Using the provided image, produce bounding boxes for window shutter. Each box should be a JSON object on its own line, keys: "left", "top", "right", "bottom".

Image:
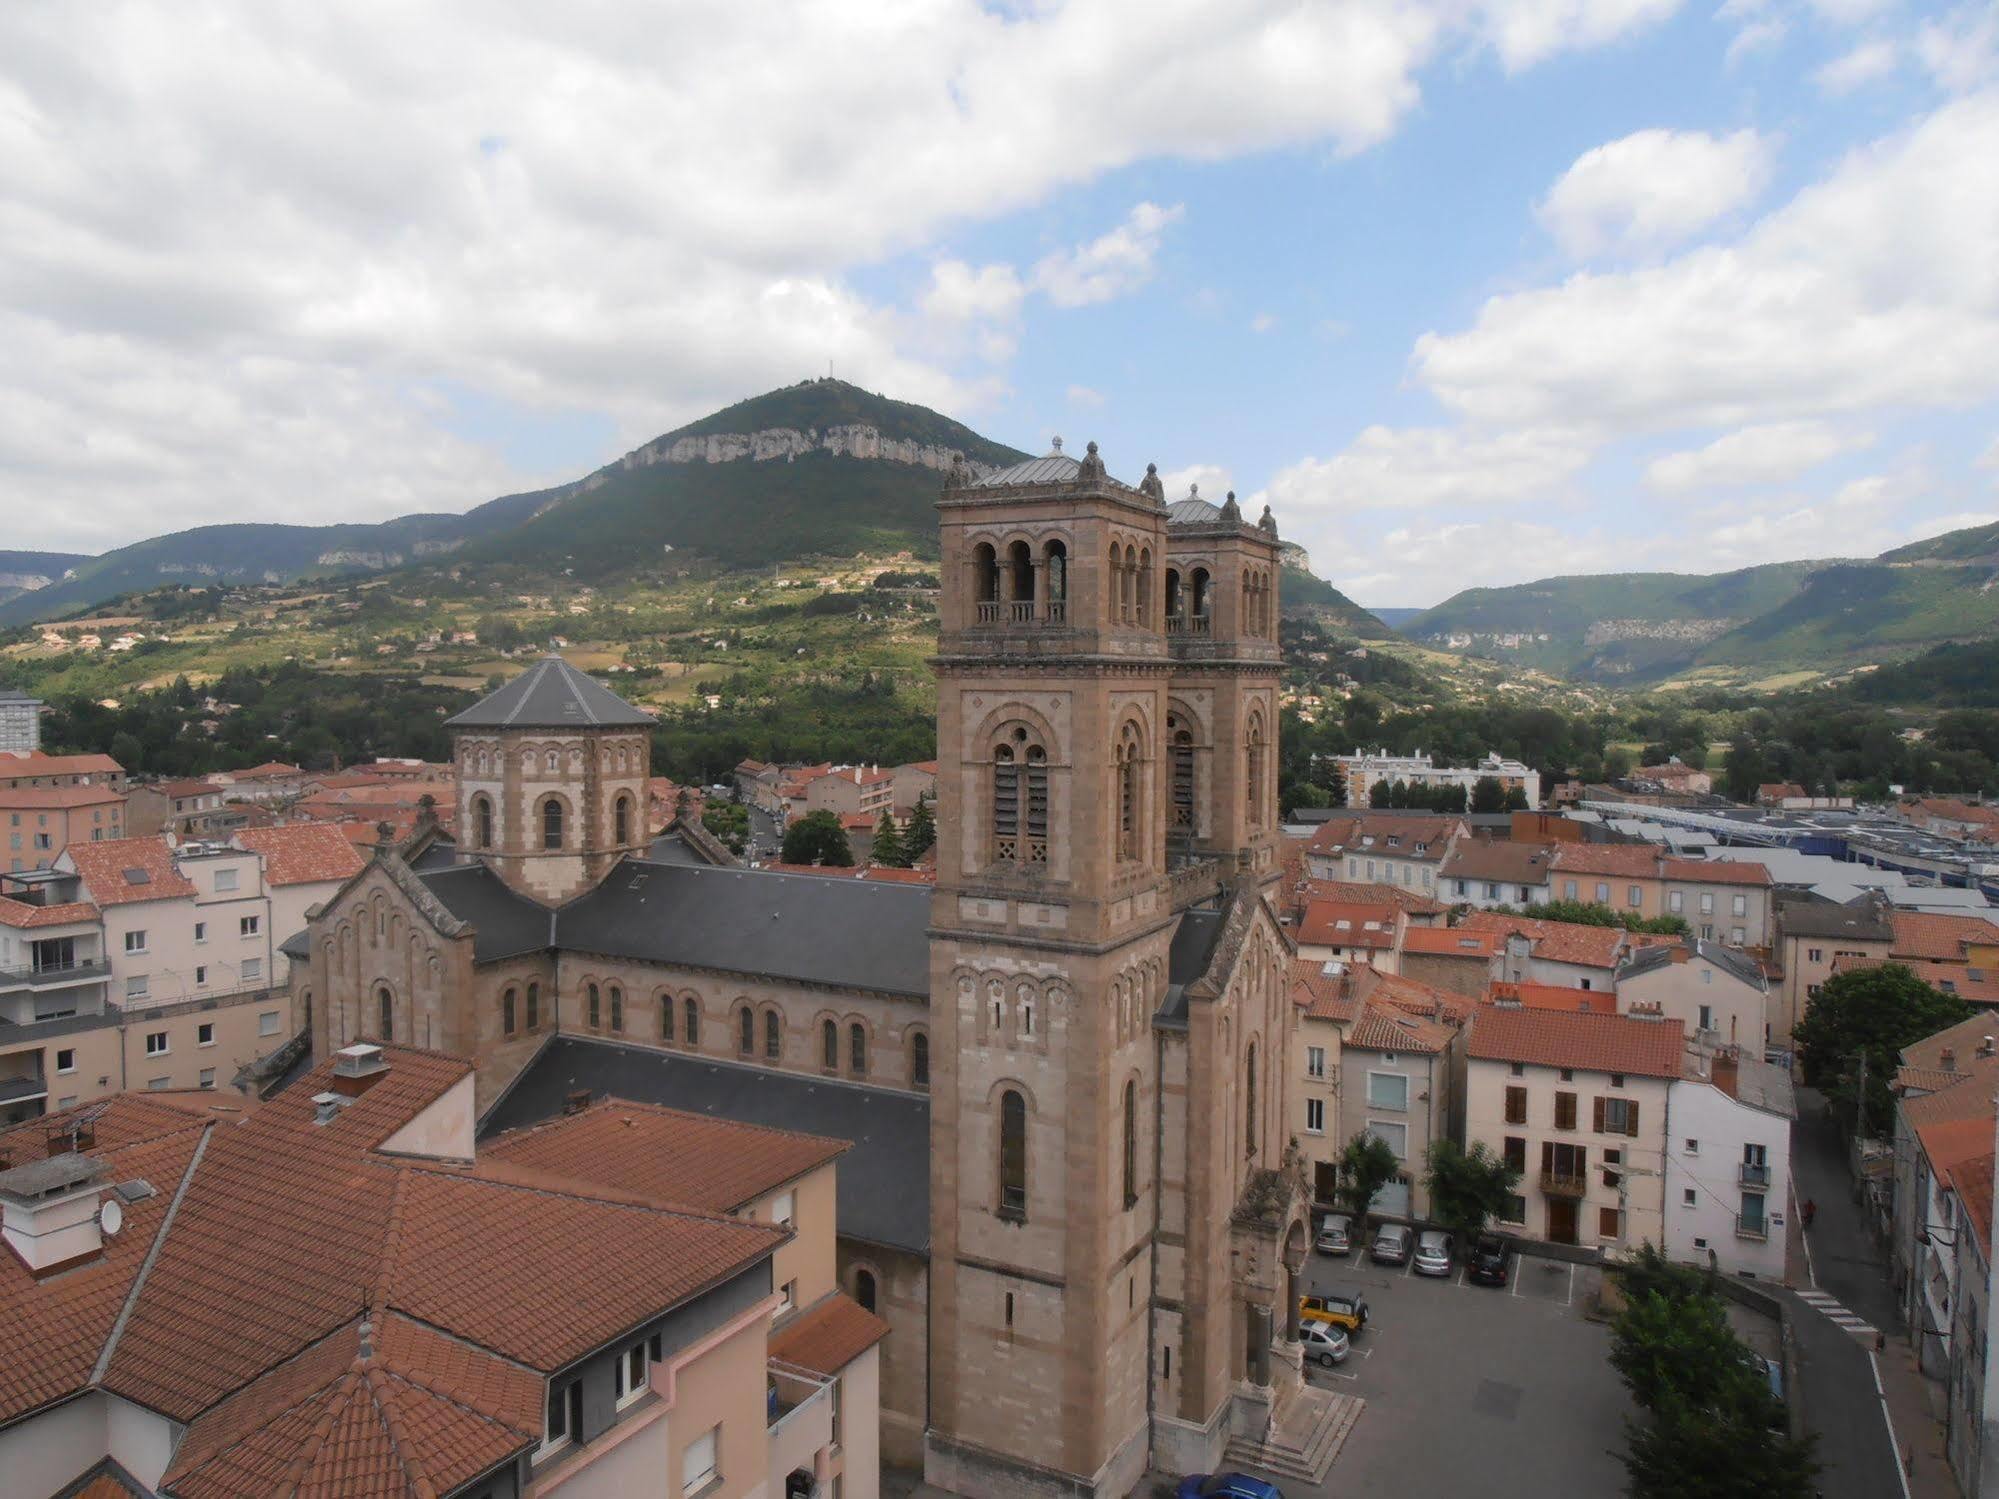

{"left": 1540, "top": 1140, "right": 1554, "bottom": 1173}
{"left": 1627, "top": 1101, "right": 1640, "bottom": 1138}
{"left": 1592, "top": 1097, "right": 1606, "bottom": 1133}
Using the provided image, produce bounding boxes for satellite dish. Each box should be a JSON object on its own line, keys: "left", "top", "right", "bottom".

{"left": 98, "top": 1198, "right": 123, "bottom": 1238}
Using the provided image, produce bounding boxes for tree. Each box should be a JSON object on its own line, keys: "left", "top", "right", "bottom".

{"left": 1336, "top": 1132, "right": 1400, "bottom": 1225}
{"left": 701, "top": 802, "right": 749, "bottom": 854}
{"left": 1621, "top": 1399, "right": 1818, "bottom": 1499}
{"left": 870, "top": 810, "right": 908, "bottom": 868}
{"left": 1470, "top": 775, "right": 1506, "bottom": 813}
{"left": 903, "top": 797, "right": 935, "bottom": 860}
{"left": 780, "top": 809, "right": 854, "bottom": 867}
{"left": 1501, "top": 786, "right": 1530, "bottom": 812}
{"left": 1611, "top": 1284, "right": 1767, "bottom": 1413}
{"left": 1369, "top": 778, "right": 1392, "bottom": 809}
{"left": 1285, "top": 782, "right": 1332, "bottom": 816}
{"left": 1795, "top": 963, "right": 1972, "bottom": 1134}
{"left": 108, "top": 730, "right": 144, "bottom": 774}
{"left": 1423, "top": 1139, "right": 1521, "bottom": 1246}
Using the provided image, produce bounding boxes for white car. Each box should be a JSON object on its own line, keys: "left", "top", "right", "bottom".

{"left": 1299, "top": 1319, "right": 1351, "bottom": 1367}
{"left": 1315, "top": 1213, "right": 1354, "bottom": 1256}
{"left": 1413, "top": 1229, "right": 1453, "bottom": 1277}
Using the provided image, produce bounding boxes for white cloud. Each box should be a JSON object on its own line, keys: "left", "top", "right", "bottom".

{"left": 1316, "top": 517, "right": 1624, "bottom": 607}
{"left": 921, "top": 261, "right": 1025, "bottom": 323}
{"left": 1725, "top": 17, "right": 1789, "bottom": 63}
{"left": 1910, "top": 509, "right": 1999, "bottom": 535}
{"left": 1980, "top": 437, "right": 1999, "bottom": 468}
{"left": 1537, "top": 128, "right": 1775, "bottom": 259}
{"left": 1814, "top": 38, "right": 1900, "bottom": 93}
{"left": 1806, "top": 0, "right": 1894, "bottom": 24}
{"left": 1032, "top": 202, "right": 1185, "bottom": 308}
{"left": 1645, "top": 420, "right": 1873, "bottom": 490}
{"left": 1065, "top": 384, "right": 1105, "bottom": 409}
{"left": 1262, "top": 425, "right": 1592, "bottom": 514}
{"left": 1415, "top": 92, "right": 1999, "bottom": 433}
{"left": 1477, "top": 0, "right": 1685, "bottom": 72}
{"left": 1918, "top": 4, "right": 1999, "bottom": 91}
{"left": 1159, "top": 463, "right": 1235, "bottom": 502}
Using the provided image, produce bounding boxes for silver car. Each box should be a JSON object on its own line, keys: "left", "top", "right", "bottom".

{"left": 1413, "top": 1229, "right": 1453, "bottom": 1277}
{"left": 1370, "top": 1223, "right": 1411, "bottom": 1265}
{"left": 1315, "top": 1213, "right": 1353, "bottom": 1256}
{"left": 1299, "top": 1319, "right": 1351, "bottom": 1367}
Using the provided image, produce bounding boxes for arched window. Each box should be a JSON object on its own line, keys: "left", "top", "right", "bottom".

{"left": 1244, "top": 1043, "right": 1258, "bottom": 1161}
{"left": 973, "top": 542, "right": 999, "bottom": 620}
{"left": 1117, "top": 722, "right": 1142, "bottom": 863}
{"left": 541, "top": 797, "right": 563, "bottom": 850}
{"left": 999, "top": 1089, "right": 1027, "bottom": 1220}
{"left": 545, "top": 749, "right": 559, "bottom": 773}
{"left": 526, "top": 982, "right": 539, "bottom": 1030}
{"left": 738, "top": 1004, "right": 754, "bottom": 1056}
{"left": 1165, "top": 567, "right": 1183, "bottom": 628}
{"left": 1137, "top": 547, "right": 1152, "bottom": 627}
{"left": 1043, "top": 539, "right": 1068, "bottom": 620}
{"left": 587, "top": 983, "right": 601, "bottom": 1029}
{"left": 765, "top": 1010, "right": 781, "bottom": 1060}
{"left": 502, "top": 987, "right": 516, "bottom": 1037}
{"left": 376, "top": 985, "right": 394, "bottom": 1042}
{"left": 992, "top": 741, "right": 1018, "bottom": 861}
{"left": 849, "top": 1022, "right": 867, "bottom": 1077}
{"left": 609, "top": 984, "right": 623, "bottom": 1033}
{"left": 684, "top": 996, "right": 700, "bottom": 1046}
{"left": 1123, "top": 1080, "right": 1137, "bottom": 1208}
{"left": 855, "top": 1268, "right": 878, "bottom": 1314}
{"left": 1007, "top": 540, "right": 1034, "bottom": 618}
{"left": 1170, "top": 722, "right": 1195, "bottom": 831}
{"left": 473, "top": 794, "right": 493, "bottom": 850}
{"left": 660, "top": 993, "right": 674, "bottom": 1042}
{"left": 822, "top": 1019, "right": 839, "bottom": 1070}
{"left": 1245, "top": 714, "right": 1266, "bottom": 829}
{"left": 1190, "top": 567, "right": 1211, "bottom": 632}
{"left": 1123, "top": 545, "right": 1140, "bottom": 623}
{"left": 614, "top": 794, "right": 632, "bottom": 845}
{"left": 912, "top": 1032, "right": 930, "bottom": 1091}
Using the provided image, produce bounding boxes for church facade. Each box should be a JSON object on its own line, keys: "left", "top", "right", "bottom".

{"left": 289, "top": 442, "right": 1312, "bottom": 1496}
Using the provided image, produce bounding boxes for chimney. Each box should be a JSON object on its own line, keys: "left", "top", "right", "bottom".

{"left": 1941, "top": 1047, "right": 1957, "bottom": 1072}
{"left": 564, "top": 1088, "right": 593, "bottom": 1116}
{"left": 1712, "top": 1052, "right": 1740, "bottom": 1098}
{"left": 1491, "top": 983, "right": 1523, "bottom": 1009}
{"left": 1981, "top": 1036, "right": 1996, "bottom": 1060}
{"left": 0, "top": 1153, "right": 111, "bottom": 1274}
{"left": 313, "top": 1091, "right": 347, "bottom": 1126}
{"left": 330, "top": 1043, "right": 390, "bottom": 1098}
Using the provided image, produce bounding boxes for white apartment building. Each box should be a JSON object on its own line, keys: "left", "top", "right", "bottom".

{"left": 1663, "top": 1051, "right": 1794, "bottom": 1279}
{"left": 1326, "top": 749, "right": 1540, "bottom": 810}
{"left": 1616, "top": 940, "right": 1772, "bottom": 1052}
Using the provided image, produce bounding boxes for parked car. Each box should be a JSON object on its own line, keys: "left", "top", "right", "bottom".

{"left": 1467, "top": 1234, "right": 1511, "bottom": 1287}
{"left": 1762, "top": 1357, "right": 1787, "bottom": 1432}
{"left": 1298, "top": 1289, "right": 1370, "bottom": 1333}
{"left": 1314, "top": 1213, "right": 1354, "bottom": 1256}
{"left": 1370, "top": 1223, "right": 1412, "bottom": 1266}
{"left": 1299, "top": 1319, "right": 1350, "bottom": 1368}
{"left": 1412, "top": 1229, "right": 1453, "bottom": 1277}
{"left": 1176, "top": 1473, "right": 1284, "bottom": 1499}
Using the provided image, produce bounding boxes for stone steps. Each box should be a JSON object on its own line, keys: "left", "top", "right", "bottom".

{"left": 1221, "top": 1387, "right": 1364, "bottom": 1484}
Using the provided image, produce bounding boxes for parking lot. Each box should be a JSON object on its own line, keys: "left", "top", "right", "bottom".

{"left": 1274, "top": 1237, "right": 1635, "bottom": 1497}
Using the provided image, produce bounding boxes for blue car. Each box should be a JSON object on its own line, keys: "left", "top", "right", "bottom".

{"left": 1176, "top": 1474, "right": 1284, "bottom": 1499}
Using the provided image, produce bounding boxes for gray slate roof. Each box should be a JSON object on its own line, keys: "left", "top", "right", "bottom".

{"left": 1165, "top": 495, "right": 1223, "bottom": 526}
{"left": 419, "top": 863, "right": 554, "bottom": 962}
{"left": 1779, "top": 893, "right": 1895, "bottom": 942}
{"left": 444, "top": 653, "right": 655, "bottom": 730}
{"left": 556, "top": 860, "right": 933, "bottom": 996}
{"left": 480, "top": 1035, "right": 931, "bottom": 1254}
{"left": 1156, "top": 906, "right": 1228, "bottom": 1031}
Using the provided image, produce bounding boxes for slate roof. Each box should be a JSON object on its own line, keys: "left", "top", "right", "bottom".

{"left": 417, "top": 863, "right": 552, "bottom": 963}
{"left": 1780, "top": 894, "right": 1895, "bottom": 943}
{"left": 1165, "top": 495, "right": 1223, "bottom": 525}
{"left": 1441, "top": 841, "right": 1553, "bottom": 886}
{"left": 444, "top": 653, "right": 655, "bottom": 730}
{"left": 481, "top": 1036, "right": 932, "bottom": 1254}
{"left": 769, "top": 1292, "right": 891, "bottom": 1377}
{"left": 1468, "top": 1005, "right": 1685, "bottom": 1079}
{"left": 556, "top": 861, "right": 933, "bottom": 997}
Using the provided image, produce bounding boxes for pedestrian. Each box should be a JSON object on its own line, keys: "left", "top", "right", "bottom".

{"left": 1802, "top": 1198, "right": 1817, "bottom": 1230}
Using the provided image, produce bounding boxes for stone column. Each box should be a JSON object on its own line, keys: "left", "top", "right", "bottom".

{"left": 1249, "top": 1303, "right": 1273, "bottom": 1386}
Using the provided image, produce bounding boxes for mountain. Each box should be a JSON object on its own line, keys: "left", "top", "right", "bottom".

{"left": 1404, "top": 522, "right": 1999, "bottom": 683}
{"left": 0, "top": 550, "right": 91, "bottom": 610}
{"left": 1280, "top": 564, "right": 1393, "bottom": 638}
{"left": 1366, "top": 606, "right": 1427, "bottom": 630}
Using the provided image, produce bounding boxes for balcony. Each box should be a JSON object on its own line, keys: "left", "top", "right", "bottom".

{"left": 1739, "top": 1162, "right": 1771, "bottom": 1188}
{"left": 767, "top": 1361, "right": 835, "bottom": 1490}
{"left": 1540, "top": 1170, "right": 1588, "bottom": 1198}
{"left": 1736, "top": 1214, "right": 1769, "bottom": 1241}
{"left": 1165, "top": 614, "right": 1212, "bottom": 636}
{"left": 0, "top": 1070, "right": 49, "bottom": 1107}
{"left": 972, "top": 599, "right": 1071, "bottom": 629}
{"left": 0, "top": 957, "right": 110, "bottom": 991}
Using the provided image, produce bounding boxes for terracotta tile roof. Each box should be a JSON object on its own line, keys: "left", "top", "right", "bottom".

{"left": 484, "top": 1097, "right": 847, "bottom": 1214}
{"left": 154, "top": 778, "right": 223, "bottom": 799}
{"left": 1849, "top": 955, "right": 1999, "bottom": 1004}
{"left": 232, "top": 823, "right": 368, "bottom": 887}
{"left": 222, "top": 762, "right": 304, "bottom": 781}
{"left": 0, "top": 784, "right": 126, "bottom": 810}
{"left": 1551, "top": 843, "right": 1662, "bottom": 879}
{"left": 1346, "top": 998, "right": 1454, "bottom": 1054}
{"left": 1468, "top": 1005, "right": 1685, "bottom": 1079}
{"left": 1296, "top": 901, "right": 1398, "bottom": 950}
{"left": 1916, "top": 1115, "right": 1994, "bottom": 1182}
{"left": 1362, "top": 966, "right": 1475, "bottom": 1022}
{"left": 1307, "top": 814, "right": 1464, "bottom": 861}
{"left": 0, "top": 751, "right": 124, "bottom": 780}
{"left": 1490, "top": 981, "right": 1617, "bottom": 1015}
{"left": 1901, "top": 1013, "right": 1999, "bottom": 1073}
{"left": 1460, "top": 911, "right": 1627, "bottom": 969}
{"left": 1902, "top": 1060, "right": 1999, "bottom": 1130}
{"left": 1294, "top": 879, "right": 1446, "bottom": 918}
{"left": 1662, "top": 857, "right": 1773, "bottom": 886}
{"left": 0, "top": 895, "right": 99, "bottom": 928}
{"left": 57, "top": 1461, "right": 148, "bottom": 1497}
{"left": 1401, "top": 924, "right": 1498, "bottom": 958}
{"left": 1891, "top": 912, "right": 1999, "bottom": 963}
{"left": 770, "top": 1292, "right": 890, "bottom": 1377}
{"left": 62, "top": 835, "right": 196, "bottom": 906}
{"left": 0, "top": 1093, "right": 235, "bottom": 1163}
{"left": 1291, "top": 959, "right": 1360, "bottom": 1023}
{"left": 1950, "top": 1154, "right": 1995, "bottom": 1259}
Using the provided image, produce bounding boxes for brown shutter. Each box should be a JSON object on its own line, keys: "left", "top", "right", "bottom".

{"left": 1541, "top": 1140, "right": 1554, "bottom": 1173}
{"left": 1627, "top": 1100, "right": 1641, "bottom": 1138}
{"left": 1592, "top": 1097, "right": 1606, "bottom": 1133}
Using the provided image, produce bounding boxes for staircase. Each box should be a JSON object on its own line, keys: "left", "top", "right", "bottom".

{"left": 1221, "top": 1386, "right": 1365, "bottom": 1484}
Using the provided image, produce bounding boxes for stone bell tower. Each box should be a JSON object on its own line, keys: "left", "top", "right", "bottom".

{"left": 443, "top": 654, "right": 654, "bottom": 906}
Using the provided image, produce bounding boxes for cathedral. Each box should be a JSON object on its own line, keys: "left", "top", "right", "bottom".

{"left": 290, "top": 441, "right": 1312, "bottom": 1496}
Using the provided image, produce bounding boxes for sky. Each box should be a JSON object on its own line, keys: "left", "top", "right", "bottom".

{"left": 3, "top": 2, "right": 1997, "bottom": 607}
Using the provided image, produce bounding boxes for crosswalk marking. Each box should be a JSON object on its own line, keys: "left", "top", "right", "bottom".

{"left": 1795, "top": 1288, "right": 1878, "bottom": 1341}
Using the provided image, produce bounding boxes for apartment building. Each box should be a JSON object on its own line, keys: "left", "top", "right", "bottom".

{"left": 1305, "top": 813, "right": 1468, "bottom": 895}
{"left": 1465, "top": 1004, "right": 1682, "bottom": 1250}
{"left": 1464, "top": 910, "right": 1630, "bottom": 991}
{"left": 1890, "top": 911, "right": 1999, "bottom": 994}
{"left": 0, "top": 750, "right": 125, "bottom": 792}
{"left": 1399, "top": 924, "right": 1499, "bottom": 999}
{"left": 1440, "top": 839, "right": 1554, "bottom": 909}
{"left": 0, "top": 1044, "right": 887, "bottom": 1499}
{"left": 1327, "top": 749, "right": 1540, "bottom": 811}
{"left": 1550, "top": 842, "right": 1665, "bottom": 916}
{"left": 1775, "top": 893, "right": 1895, "bottom": 1043}
{"left": 1, "top": 783, "right": 126, "bottom": 872}
{"left": 1664, "top": 1050, "right": 1794, "bottom": 1279}
{"left": 1616, "top": 940, "right": 1772, "bottom": 1052}
{"left": 1663, "top": 859, "right": 1774, "bottom": 948}
{"left": 1294, "top": 900, "right": 1404, "bottom": 972}
{"left": 0, "top": 691, "right": 42, "bottom": 754}
{"left": 1290, "top": 962, "right": 1346, "bottom": 1205}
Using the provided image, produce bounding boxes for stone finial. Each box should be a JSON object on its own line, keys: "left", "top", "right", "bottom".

{"left": 1220, "top": 489, "right": 1243, "bottom": 523}
{"left": 1259, "top": 503, "right": 1278, "bottom": 538}
{"left": 944, "top": 450, "right": 972, "bottom": 491}
{"left": 1189, "top": 482, "right": 1199, "bottom": 498}
{"left": 1138, "top": 462, "right": 1165, "bottom": 503}
{"left": 1050, "top": 435, "right": 1064, "bottom": 453}
{"left": 1076, "top": 439, "right": 1106, "bottom": 484}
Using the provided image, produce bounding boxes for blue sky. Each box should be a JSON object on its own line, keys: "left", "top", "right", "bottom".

{"left": 4, "top": 1, "right": 1996, "bottom": 605}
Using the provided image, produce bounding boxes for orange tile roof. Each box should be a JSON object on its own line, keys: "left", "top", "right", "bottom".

{"left": 1891, "top": 912, "right": 1999, "bottom": 963}
{"left": 1490, "top": 980, "right": 1617, "bottom": 1015}
{"left": 0, "top": 784, "right": 126, "bottom": 809}
{"left": 1307, "top": 814, "right": 1463, "bottom": 859}
{"left": 1296, "top": 901, "right": 1398, "bottom": 949}
{"left": 770, "top": 1292, "right": 890, "bottom": 1377}
{"left": 0, "top": 751, "right": 124, "bottom": 780}
{"left": 1346, "top": 997, "right": 1454, "bottom": 1054}
{"left": 232, "top": 823, "right": 368, "bottom": 887}
{"left": 62, "top": 835, "right": 196, "bottom": 905}
{"left": 1468, "top": 1005, "right": 1685, "bottom": 1079}
{"left": 1899, "top": 1061, "right": 1999, "bottom": 1130}
{"left": 222, "top": 761, "right": 304, "bottom": 781}
{"left": 484, "top": 1097, "right": 846, "bottom": 1214}
{"left": 0, "top": 1094, "right": 239, "bottom": 1162}
{"left": 62, "top": 1463, "right": 147, "bottom": 1498}
{"left": 1362, "top": 966, "right": 1476, "bottom": 1022}
{"left": 1662, "top": 858, "right": 1772, "bottom": 887}
{"left": 1951, "top": 1154, "right": 1995, "bottom": 1259}
{"left": 1460, "top": 911, "right": 1627, "bottom": 969}
{"left": 1901, "top": 1013, "right": 1999, "bottom": 1073}
{"left": 1291, "top": 960, "right": 1361, "bottom": 1024}
{"left": 1551, "top": 843, "right": 1662, "bottom": 879}
{"left": 1294, "top": 879, "right": 1446, "bottom": 917}
{"left": 1401, "top": 925, "right": 1498, "bottom": 958}
{"left": 1916, "top": 1115, "right": 1994, "bottom": 1182}
{"left": 0, "top": 895, "right": 98, "bottom": 929}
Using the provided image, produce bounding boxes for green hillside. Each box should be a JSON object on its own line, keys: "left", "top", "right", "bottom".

{"left": 1280, "top": 564, "right": 1393, "bottom": 639}
{"left": 1880, "top": 521, "right": 1999, "bottom": 563}
{"left": 1692, "top": 561, "right": 1999, "bottom": 667}
{"left": 0, "top": 550, "right": 91, "bottom": 609}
